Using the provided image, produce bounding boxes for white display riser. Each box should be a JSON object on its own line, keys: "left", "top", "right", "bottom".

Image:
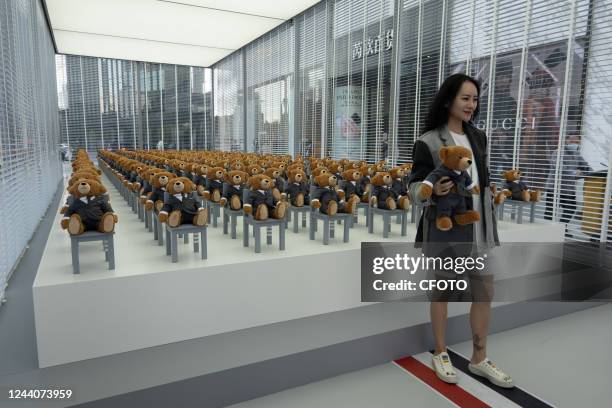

{"left": 33, "top": 186, "right": 564, "bottom": 367}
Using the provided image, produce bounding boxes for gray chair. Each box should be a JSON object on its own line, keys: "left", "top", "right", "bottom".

{"left": 367, "top": 190, "right": 408, "bottom": 238}
{"left": 70, "top": 231, "right": 115, "bottom": 274}
{"left": 497, "top": 198, "right": 536, "bottom": 224}
{"left": 221, "top": 182, "right": 245, "bottom": 239}
{"left": 242, "top": 189, "right": 286, "bottom": 253}
{"left": 308, "top": 185, "right": 353, "bottom": 245}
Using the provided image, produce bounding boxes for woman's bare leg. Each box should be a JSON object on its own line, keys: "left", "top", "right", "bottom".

{"left": 469, "top": 301, "right": 491, "bottom": 364}
{"left": 431, "top": 301, "right": 448, "bottom": 354}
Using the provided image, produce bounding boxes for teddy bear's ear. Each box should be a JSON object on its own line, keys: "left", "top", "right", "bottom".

{"left": 438, "top": 147, "right": 449, "bottom": 162}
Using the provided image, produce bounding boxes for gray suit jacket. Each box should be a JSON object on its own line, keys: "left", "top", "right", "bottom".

{"left": 408, "top": 123, "right": 500, "bottom": 254}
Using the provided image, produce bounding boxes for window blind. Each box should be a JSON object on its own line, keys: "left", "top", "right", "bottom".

{"left": 246, "top": 21, "right": 295, "bottom": 155}
{"left": 326, "top": 0, "right": 395, "bottom": 162}
{"left": 213, "top": 51, "right": 244, "bottom": 151}
{"left": 1, "top": 0, "right": 61, "bottom": 303}
{"left": 296, "top": 1, "right": 328, "bottom": 158}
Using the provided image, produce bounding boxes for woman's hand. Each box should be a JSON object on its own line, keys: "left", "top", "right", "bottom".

{"left": 433, "top": 176, "right": 453, "bottom": 196}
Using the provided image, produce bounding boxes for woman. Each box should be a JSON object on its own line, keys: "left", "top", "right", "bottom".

{"left": 408, "top": 74, "right": 514, "bottom": 388}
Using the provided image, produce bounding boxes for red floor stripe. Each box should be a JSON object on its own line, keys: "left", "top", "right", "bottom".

{"left": 394, "top": 356, "right": 491, "bottom": 408}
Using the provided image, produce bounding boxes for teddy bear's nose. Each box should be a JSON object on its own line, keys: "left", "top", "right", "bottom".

{"left": 467, "top": 159, "right": 472, "bottom": 165}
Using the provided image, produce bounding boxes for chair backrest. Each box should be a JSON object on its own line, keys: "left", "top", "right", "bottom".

{"left": 242, "top": 187, "right": 250, "bottom": 203}
{"left": 309, "top": 184, "right": 316, "bottom": 197}
{"left": 222, "top": 182, "right": 229, "bottom": 196}
{"left": 163, "top": 191, "right": 170, "bottom": 204}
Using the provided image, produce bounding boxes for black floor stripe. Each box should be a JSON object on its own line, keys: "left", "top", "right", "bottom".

{"left": 430, "top": 349, "right": 555, "bottom": 408}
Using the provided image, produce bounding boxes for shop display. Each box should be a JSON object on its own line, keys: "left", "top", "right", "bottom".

{"left": 417, "top": 146, "right": 481, "bottom": 231}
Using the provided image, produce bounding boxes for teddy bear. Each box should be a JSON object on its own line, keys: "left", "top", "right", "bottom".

{"left": 203, "top": 167, "right": 225, "bottom": 202}
{"left": 264, "top": 167, "right": 285, "bottom": 201}
{"left": 60, "top": 174, "right": 102, "bottom": 215}
{"left": 60, "top": 178, "right": 118, "bottom": 235}
{"left": 340, "top": 169, "right": 364, "bottom": 202}
{"left": 285, "top": 169, "right": 310, "bottom": 207}
{"left": 193, "top": 164, "right": 209, "bottom": 196}
{"left": 146, "top": 171, "right": 174, "bottom": 212}
{"left": 311, "top": 174, "right": 359, "bottom": 216}
{"left": 370, "top": 172, "right": 411, "bottom": 211}
{"left": 417, "top": 145, "right": 481, "bottom": 231}
{"left": 139, "top": 168, "right": 161, "bottom": 204}
{"left": 243, "top": 174, "right": 288, "bottom": 221}
{"left": 502, "top": 169, "right": 540, "bottom": 202}
{"left": 220, "top": 170, "right": 249, "bottom": 210}
{"left": 358, "top": 164, "right": 377, "bottom": 202}
{"left": 328, "top": 162, "right": 344, "bottom": 180}
{"left": 390, "top": 167, "right": 411, "bottom": 203}
{"left": 158, "top": 177, "right": 207, "bottom": 227}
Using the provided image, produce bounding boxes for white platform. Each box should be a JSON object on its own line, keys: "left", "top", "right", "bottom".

{"left": 33, "top": 181, "right": 565, "bottom": 367}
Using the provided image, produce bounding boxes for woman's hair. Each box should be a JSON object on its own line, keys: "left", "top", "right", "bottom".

{"left": 424, "top": 73, "right": 481, "bottom": 132}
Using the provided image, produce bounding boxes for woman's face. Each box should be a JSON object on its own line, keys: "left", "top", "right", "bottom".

{"left": 449, "top": 81, "right": 478, "bottom": 123}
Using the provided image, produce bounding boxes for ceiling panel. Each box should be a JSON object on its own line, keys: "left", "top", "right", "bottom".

{"left": 46, "top": 0, "right": 319, "bottom": 66}
{"left": 54, "top": 30, "right": 232, "bottom": 67}
{"left": 164, "top": 0, "right": 322, "bottom": 20}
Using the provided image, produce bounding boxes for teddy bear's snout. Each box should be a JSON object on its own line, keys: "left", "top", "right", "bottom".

{"left": 467, "top": 159, "right": 472, "bottom": 165}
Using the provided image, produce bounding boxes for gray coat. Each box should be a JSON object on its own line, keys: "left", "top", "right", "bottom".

{"left": 408, "top": 123, "right": 500, "bottom": 256}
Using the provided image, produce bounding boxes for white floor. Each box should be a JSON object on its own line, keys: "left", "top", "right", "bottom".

{"left": 231, "top": 303, "right": 612, "bottom": 408}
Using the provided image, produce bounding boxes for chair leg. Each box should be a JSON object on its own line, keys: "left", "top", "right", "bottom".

{"left": 108, "top": 236, "right": 115, "bottom": 270}
{"left": 323, "top": 219, "right": 330, "bottom": 245}
{"left": 231, "top": 214, "right": 237, "bottom": 239}
{"left": 267, "top": 226, "right": 272, "bottom": 245}
{"left": 201, "top": 228, "right": 207, "bottom": 259}
{"left": 171, "top": 232, "right": 178, "bottom": 263}
{"left": 184, "top": 233, "right": 189, "bottom": 244}
{"left": 153, "top": 216, "right": 158, "bottom": 239}
{"left": 166, "top": 228, "right": 171, "bottom": 255}
{"left": 368, "top": 209, "right": 374, "bottom": 234}
{"left": 383, "top": 215, "right": 390, "bottom": 238}
{"left": 343, "top": 218, "right": 350, "bottom": 243}
{"left": 158, "top": 220, "right": 164, "bottom": 246}
{"left": 255, "top": 226, "right": 261, "bottom": 253}
{"left": 530, "top": 201, "right": 536, "bottom": 223}
{"left": 279, "top": 222, "right": 286, "bottom": 250}
{"left": 401, "top": 212, "right": 407, "bottom": 236}
{"left": 330, "top": 221, "right": 335, "bottom": 239}
{"left": 193, "top": 233, "right": 199, "bottom": 253}
{"left": 309, "top": 216, "right": 315, "bottom": 240}
{"left": 293, "top": 211, "right": 299, "bottom": 233}
{"left": 223, "top": 209, "right": 229, "bottom": 235}
{"left": 243, "top": 219, "right": 249, "bottom": 247}
{"left": 302, "top": 212, "right": 307, "bottom": 228}
{"left": 71, "top": 239, "right": 80, "bottom": 274}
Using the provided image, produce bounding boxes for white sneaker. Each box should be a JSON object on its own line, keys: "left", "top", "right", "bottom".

{"left": 468, "top": 358, "right": 515, "bottom": 388}
{"left": 432, "top": 351, "right": 458, "bottom": 384}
